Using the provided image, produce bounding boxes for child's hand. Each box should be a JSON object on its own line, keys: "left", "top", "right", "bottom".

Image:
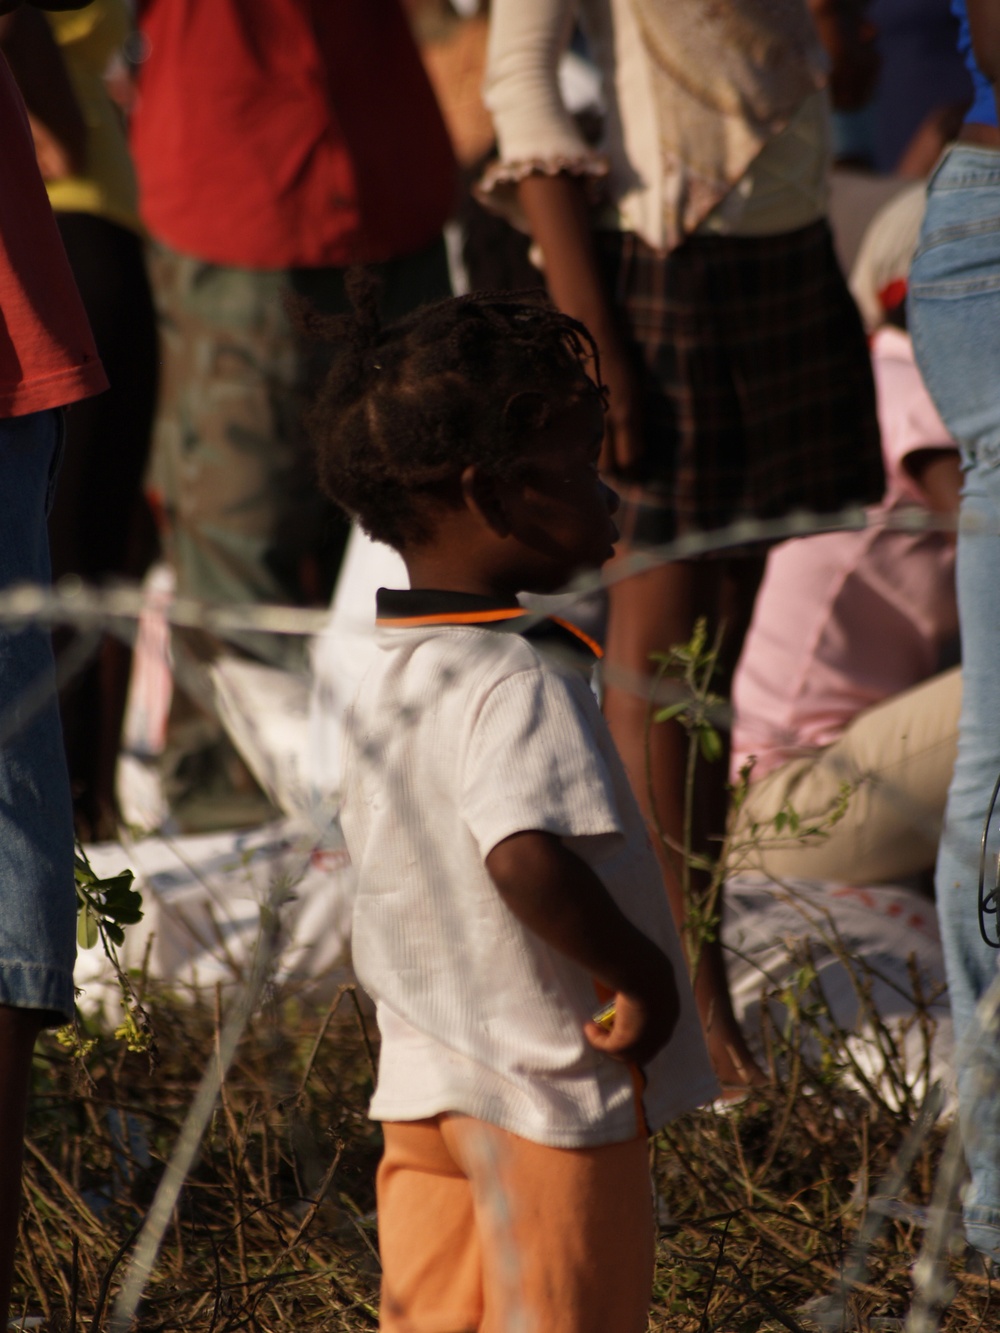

{"left": 486, "top": 831, "right": 683, "bottom": 1067}
{"left": 584, "top": 949, "right": 680, "bottom": 1066}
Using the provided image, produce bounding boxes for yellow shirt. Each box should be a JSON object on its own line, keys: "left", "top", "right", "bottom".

{"left": 45, "top": 0, "right": 142, "bottom": 234}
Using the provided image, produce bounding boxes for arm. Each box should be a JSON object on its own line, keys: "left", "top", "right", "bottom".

{"left": 484, "top": 0, "right": 643, "bottom": 475}
{"left": 0, "top": 4, "right": 84, "bottom": 179}
{"left": 517, "top": 173, "right": 644, "bottom": 475}
{"left": 906, "top": 449, "right": 962, "bottom": 518}
{"left": 485, "top": 829, "right": 680, "bottom": 1065}
{"left": 968, "top": 0, "right": 1000, "bottom": 125}
{"left": 895, "top": 102, "right": 972, "bottom": 179}
{"left": 807, "top": 0, "right": 879, "bottom": 111}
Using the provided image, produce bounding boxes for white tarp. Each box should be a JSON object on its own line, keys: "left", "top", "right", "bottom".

{"left": 725, "top": 872, "right": 953, "bottom": 1108}
{"left": 75, "top": 819, "right": 355, "bottom": 1018}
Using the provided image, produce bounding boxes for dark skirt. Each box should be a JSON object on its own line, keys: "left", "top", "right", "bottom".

{"left": 596, "top": 220, "right": 884, "bottom": 547}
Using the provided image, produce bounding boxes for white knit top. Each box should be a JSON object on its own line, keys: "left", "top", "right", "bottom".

{"left": 480, "top": 0, "right": 831, "bottom": 252}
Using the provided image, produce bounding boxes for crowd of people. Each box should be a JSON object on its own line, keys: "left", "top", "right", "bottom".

{"left": 1, "top": 0, "right": 999, "bottom": 1327}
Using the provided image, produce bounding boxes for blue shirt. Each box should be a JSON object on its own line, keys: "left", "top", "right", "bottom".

{"left": 953, "top": 0, "right": 999, "bottom": 127}
{"left": 870, "top": 0, "right": 971, "bottom": 170}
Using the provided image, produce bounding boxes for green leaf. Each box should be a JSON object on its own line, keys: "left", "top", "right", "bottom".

{"left": 74, "top": 851, "right": 95, "bottom": 884}
{"left": 77, "top": 905, "right": 99, "bottom": 950}
{"left": 113, "top": 1009, "right": 152, "bottom": 1054}
{"left": 653, "top": 701, "right": 688, "bottom": 724}
{"left": 102, "top": 874, "right": 143, "bottom": 924}
{"left": 55, "top": 1025, "right": 97, "bottom": 1058}
{"left": 698, "top": 726, "right": 722, "bottom": 763}
{"left": 95, "top": 868, "right": 134, "bottom": 889}
{"left": 689, "top": 617, "right": 707, "bottom": 659}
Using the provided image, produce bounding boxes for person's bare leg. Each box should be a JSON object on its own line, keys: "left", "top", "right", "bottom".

{"left": 0, "top": 1006, "right": 46, "bottom": 1330}
{"left": 603, "top": 552, "right": 765, "bottom": 1092}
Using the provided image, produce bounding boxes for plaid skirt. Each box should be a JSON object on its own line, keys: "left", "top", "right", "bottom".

{"left": 596, "top": 220, "right": 884, "bottom": 547}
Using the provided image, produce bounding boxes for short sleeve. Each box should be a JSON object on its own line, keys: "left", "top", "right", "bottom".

{"left": 461, "top": 667, "right": 625, "bottom": 858}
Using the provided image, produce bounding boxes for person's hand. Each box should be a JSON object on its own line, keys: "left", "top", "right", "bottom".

{"left": 584, "top": 948, "right": 680, "bottom": 1066}
{"left": 28, "top": 112, "right": 78, "bottom": 180}
{"left": 514, "top": 172, "right": 646, "bottom": 476}
{"left": 596, "top": 335, "right": 644, "bottom": 479}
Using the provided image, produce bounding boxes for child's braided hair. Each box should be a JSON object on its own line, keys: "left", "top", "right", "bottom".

{"left": 302, "top": 269, "right": 605, "bottom": 550}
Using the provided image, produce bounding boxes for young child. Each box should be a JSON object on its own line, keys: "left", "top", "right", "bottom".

{"left": 306, "top": 275, "right": 716, "bottom": 1333}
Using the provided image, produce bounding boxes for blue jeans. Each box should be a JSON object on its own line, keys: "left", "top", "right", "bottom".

{"left": 910, "top": 144, "right": 1000, "bottom": 1259}
{"left": 0, "top": 409, "right": 75, "bottom": 1022}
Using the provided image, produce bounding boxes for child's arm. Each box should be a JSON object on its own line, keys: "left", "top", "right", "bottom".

{"left": 485, "top": 829, "right": 680, "bottom": 1066}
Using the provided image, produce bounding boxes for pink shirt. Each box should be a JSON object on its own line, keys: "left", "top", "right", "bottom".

{"left": 730, "top": 327, "right": 958, "bottom": 781}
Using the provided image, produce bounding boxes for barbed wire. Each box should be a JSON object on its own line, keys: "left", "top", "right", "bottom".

{"left": 3, "top": 498, "right": 991, "bottom": 1328}
{"left": 0, "top": 500, "right": 967, "bottom": 645}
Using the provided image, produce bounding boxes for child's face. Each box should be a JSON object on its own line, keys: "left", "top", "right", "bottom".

{"left": 499, "top": 389, "right": 620, "bottom": 593}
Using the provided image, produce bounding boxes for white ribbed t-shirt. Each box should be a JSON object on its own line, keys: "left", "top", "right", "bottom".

{"left": 339, "top": 620, "right": 716, "bottom": 1148}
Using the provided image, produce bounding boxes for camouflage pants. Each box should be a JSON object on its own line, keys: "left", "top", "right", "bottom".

{"left": 147, "top": 241, "right": 450, "bottom": 669}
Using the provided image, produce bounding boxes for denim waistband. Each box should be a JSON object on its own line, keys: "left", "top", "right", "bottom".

{"left": 929, "top": 143, "right": 1000, "bottom": 190}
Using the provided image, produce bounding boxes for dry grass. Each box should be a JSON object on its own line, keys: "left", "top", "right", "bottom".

{"left": 17, "top": 989, "right": 382, "bottom": 1333}
{"left": 13, "top": 973, "right": 999, "bottom": 1333}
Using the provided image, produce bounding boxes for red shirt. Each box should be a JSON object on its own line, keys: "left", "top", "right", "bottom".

{"left": 0, "top": 58, "right": 107, "bottom": 418}
{"left": 130, "top": 0, "right": 458, "bottom": 269}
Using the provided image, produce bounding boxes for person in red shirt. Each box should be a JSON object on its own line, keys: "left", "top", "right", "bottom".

{"left": 3, "top": 0, "right": 160, "bottom": 842}
{"left": 0, "top": 3, "right": 108, "bottom": 1324}
{"left": 129, "top": 0, "right": 458, "bottom": 670}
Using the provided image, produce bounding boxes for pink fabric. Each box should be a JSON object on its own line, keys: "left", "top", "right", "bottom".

{"left": 731, "top": 327, "right": 959, "bottom": 781}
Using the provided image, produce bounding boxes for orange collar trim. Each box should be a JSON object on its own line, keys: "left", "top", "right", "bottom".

{"left": 376, "top": 608, "right": 526, "bottom": 629}
{"left": 549, "top": 615, "right": 603, "bottom": 660}
{"left": 375, "top": 592, "right": 603, "bottom": 661}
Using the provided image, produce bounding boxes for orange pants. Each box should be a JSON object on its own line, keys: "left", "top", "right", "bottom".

{"left": 376, "top": 1115, "right": 654, "bottom": 1333}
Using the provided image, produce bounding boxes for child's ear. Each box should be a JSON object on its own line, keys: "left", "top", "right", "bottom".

{"left": 461, "top": 465, "right": 512, "bottom": 537}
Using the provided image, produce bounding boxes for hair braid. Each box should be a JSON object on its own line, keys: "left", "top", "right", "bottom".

{"left": 301, "top": 273, "right": 605, "bottom": 550}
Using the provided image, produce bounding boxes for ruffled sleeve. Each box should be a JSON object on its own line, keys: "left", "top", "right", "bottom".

{"left": 477, "top": 0, "right": 609, "bottom": 231}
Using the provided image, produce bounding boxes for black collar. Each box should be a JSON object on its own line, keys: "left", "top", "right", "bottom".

{"left": 375, "top": 587, "right": 602, "bottom": 663}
